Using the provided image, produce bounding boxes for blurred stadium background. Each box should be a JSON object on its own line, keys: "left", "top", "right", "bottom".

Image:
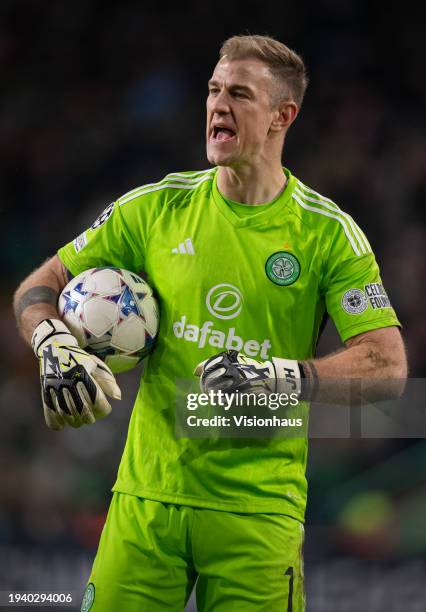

{"left": 1, "top": 1, "right": 425, "bottom": 610}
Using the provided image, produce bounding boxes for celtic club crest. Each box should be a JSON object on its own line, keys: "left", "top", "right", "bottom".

{"left": 265, "top": 252, "right": 301, "bottom": 286}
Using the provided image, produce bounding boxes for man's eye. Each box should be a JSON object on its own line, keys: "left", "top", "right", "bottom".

{"left": 209, "top": 88, "right": 219, "bottom": 95}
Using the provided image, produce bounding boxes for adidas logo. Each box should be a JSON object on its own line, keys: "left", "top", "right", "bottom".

{"left": 171, "top": 238, "right": 195, "bottom": 255}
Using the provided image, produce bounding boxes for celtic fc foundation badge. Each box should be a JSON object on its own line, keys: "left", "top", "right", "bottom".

{"left": 81, "top": 583, "right": 95, "bottom": 612}
{"left": 265, "top": 252, "right": 301, "bottom": 286}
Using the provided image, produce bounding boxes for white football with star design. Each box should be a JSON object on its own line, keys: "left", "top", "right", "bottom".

{"left": 58, "top": 267, "right": 159, "bottom": 373}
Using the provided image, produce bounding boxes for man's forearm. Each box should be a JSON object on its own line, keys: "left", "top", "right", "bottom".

{"left": 306, "top": 338, "right": 405, "bottom": 379}
{"left": 302, "top": 327, "right": 407, "bottom": 403}
{"left": 14, "top": 256, "right": 68, "bottom": 345}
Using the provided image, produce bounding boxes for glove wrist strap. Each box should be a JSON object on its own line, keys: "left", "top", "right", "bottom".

{"left": 31, "top": 318, "right": 77, "bottom": 356}
{"left": 271, "top": 357, "right": 302, "bottom": 396}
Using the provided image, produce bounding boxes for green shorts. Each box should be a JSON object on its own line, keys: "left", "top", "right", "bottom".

{"left": 80, "top": 492, "right": 305, "bottom": 612}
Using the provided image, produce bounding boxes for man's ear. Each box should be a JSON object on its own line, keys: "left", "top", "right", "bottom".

{"left": 270, "top": 101, "right": 299, "bottom": 132}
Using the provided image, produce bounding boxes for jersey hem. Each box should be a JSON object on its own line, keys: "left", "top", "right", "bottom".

{"left": 340, "top": 318, "right": 400, "bottom": 342}
{"left": 111, "top": 482, "right": 306, "bottom": 521}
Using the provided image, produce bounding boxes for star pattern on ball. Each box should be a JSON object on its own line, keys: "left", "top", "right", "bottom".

{"left": 61, "top": 283, "right": 88, "bottom": 315}
{"left": 119, "top": 286, "right": 141, "bottom": 317}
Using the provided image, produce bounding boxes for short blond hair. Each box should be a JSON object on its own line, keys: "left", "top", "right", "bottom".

{"left": 219, "top": 34, "right": 308, "bottom": 108}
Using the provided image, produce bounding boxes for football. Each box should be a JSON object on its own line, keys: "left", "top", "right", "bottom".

{"left": 58, "top": 267, "right": 159, "bottom": 373}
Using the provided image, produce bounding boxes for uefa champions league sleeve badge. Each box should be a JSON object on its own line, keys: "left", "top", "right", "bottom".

{"left": 341, "top": 288, "right": 368, "bottom": 314}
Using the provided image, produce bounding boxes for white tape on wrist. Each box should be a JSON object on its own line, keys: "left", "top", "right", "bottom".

{"left": 272, "top": 357, "right": 302, "bottom": 396}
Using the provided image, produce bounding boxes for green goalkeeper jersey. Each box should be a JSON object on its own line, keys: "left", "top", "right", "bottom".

{"left": 58, "top": 167, "right": 400, "bottom": 520}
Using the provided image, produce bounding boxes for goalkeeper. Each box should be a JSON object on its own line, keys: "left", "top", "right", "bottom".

{"left": 14, "top": 35, "right": 406, "bottom": 612}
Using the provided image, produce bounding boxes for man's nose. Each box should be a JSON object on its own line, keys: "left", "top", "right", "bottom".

{"left": 210, "top": 90, "right": 231, "bottom": 114}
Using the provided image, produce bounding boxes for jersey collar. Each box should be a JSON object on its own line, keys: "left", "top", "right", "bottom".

{"left": 211, "top": 167, "right": 297, "bottom": 228}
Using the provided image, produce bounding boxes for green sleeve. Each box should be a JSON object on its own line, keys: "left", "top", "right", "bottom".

{"left": 323, "top": 228, "right": 401, "bottom": 343}
{"left": 58, "top": 198, "right": 146, "bottom": 277}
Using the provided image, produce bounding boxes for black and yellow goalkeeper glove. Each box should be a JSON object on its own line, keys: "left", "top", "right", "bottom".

{"left": 32, "top": 319, "right": 121, "bottom": 430}
{"left": 194, "top": 350, "right": 303, "bottom": 396}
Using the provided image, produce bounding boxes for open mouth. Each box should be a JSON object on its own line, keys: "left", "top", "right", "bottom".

{"left": 211, "top": 126, "right": 236, "bottom": 142}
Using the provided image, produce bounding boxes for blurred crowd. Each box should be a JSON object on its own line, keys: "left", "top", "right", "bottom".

{"left": 1, "top": 1, "right": 425, "bottom": 368}
{"left": 0, "top": 0, "right": 425, "bottom": 604}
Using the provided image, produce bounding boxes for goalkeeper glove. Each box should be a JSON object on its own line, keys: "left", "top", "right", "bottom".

{"left": 195, "top": 350, "right": 306, "bottom": 396}
{"left": 32, "top": 319, "right": 121, "bottom": 430}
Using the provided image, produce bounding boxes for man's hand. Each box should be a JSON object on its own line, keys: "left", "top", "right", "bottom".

{"left": 32, "top": 319, "right": 121, "bottom": 430}
{"left": 194, "top": 350, "right": 302, "bottom": 396}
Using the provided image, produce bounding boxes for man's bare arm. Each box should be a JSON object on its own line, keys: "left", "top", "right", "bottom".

{"left": 14, "top": 256, "right": 121, "bottom": 430}
{"left": 302, "top": 326, "right": 407, "bottom": 402}
{"left": 13, "top": 255, "right": 70, "bottom": 345}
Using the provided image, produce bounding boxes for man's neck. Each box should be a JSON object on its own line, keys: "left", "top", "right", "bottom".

{"left": 216, "top": 161, "right": 287, "bottom": 205}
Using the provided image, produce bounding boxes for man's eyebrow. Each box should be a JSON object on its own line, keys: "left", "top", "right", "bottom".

{"left": 208, "top": 80, "right": 254, "bottom": 93}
